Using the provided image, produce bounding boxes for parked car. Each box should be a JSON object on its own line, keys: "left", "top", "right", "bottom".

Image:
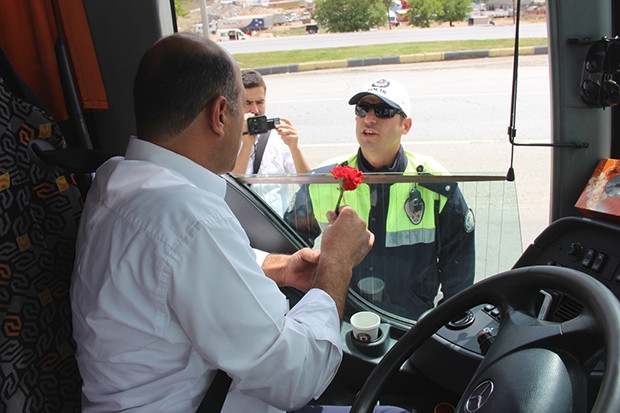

{"left": 216, "top": 28, "right": 248, "bottom": 41}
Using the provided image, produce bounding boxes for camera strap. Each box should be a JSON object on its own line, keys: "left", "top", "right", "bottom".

{"left": 252, "top": 132, "right": 270, "bottom": 174}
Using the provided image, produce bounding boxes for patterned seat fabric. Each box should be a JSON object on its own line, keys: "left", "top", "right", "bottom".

{"left": 0, "top": 74, "right": 83, "bottom": 411}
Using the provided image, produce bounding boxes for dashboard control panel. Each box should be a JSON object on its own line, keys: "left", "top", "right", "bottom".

{"left": 514, "top": 217, "right": 620, "bottom": 298}
{"left": 411, "top": 217, "right": 619, "bottom": 394}
{"left": 438, "top": 217, "right": 620, "bottom": 355}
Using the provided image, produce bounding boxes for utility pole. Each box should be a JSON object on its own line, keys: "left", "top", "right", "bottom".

{"left": 200, "top": 0, "right": 209, "bottom": 37}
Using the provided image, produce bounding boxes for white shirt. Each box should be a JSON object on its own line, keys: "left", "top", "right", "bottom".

{"left": 243, "top": 131, "right": 296, "bottom": 216}
{"left": 71, "top": 137, "right": 342, "bottom": 412}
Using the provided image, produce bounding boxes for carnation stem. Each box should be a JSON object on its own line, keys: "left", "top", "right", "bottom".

{"left": 334, "top": 190, "right": 344, "bottom": 215}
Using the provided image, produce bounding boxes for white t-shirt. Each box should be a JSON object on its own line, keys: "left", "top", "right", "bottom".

{"left": 242, "top": 131, "right": 297, "bottom": 216}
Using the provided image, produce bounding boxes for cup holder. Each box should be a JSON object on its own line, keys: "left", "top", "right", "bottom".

{"left": 346, "top": 323, "right": 390, "bottom": 358}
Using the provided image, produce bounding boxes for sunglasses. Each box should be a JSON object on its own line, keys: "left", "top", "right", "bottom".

{"left": 581, "top": 78, "right": 620, "bottom": 107}
{"left": 355, "top": 102, "right": 405, "bottom": 119}
{"left": 584, "top": 38, "right": 620, "bottom": 74}
{"left": 581, "top": 37, "right": 620, "bottom": 107}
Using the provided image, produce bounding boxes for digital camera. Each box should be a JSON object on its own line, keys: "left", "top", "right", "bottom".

{"left": 246, "top": 115, "right": 280, "bottom": 135}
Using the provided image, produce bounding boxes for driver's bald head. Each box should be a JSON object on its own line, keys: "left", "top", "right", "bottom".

{"left": 134, "top": 33, "right": 242, "bottom": 142}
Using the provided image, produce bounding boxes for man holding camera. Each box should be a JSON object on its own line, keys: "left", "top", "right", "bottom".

{"left": 232, "top": 69, "right": 310, "bottom": 215}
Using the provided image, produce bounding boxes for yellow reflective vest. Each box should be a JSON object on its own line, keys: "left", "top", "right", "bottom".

{"left": 308, "top": 152, "right": 449, "bottom": 247}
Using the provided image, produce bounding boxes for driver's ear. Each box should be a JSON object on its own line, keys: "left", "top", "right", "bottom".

{"left": 209, "top": 95, "right": 228, "bottom": 137}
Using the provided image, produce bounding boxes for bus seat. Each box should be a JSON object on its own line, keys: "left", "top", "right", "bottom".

{"left": 0, "top": 60, "right": 84, "bottom": 411}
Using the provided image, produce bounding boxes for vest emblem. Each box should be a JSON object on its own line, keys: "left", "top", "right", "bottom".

{"left": 405, "top": 187, "right": 425, "bottom": 225}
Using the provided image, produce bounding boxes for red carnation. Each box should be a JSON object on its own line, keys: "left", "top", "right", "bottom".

{"left": 330, "top": 165, "right": 364, "bottom": 213}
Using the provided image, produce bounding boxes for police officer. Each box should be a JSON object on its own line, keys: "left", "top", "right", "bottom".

{"left": 285, "top": 78, "right": 475, "bottom": 320}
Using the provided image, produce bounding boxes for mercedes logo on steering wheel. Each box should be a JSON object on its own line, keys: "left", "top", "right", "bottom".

{"left": 465, "top": 380, "right": 494, "bottom": 412}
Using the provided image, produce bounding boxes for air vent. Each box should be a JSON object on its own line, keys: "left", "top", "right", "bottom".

{"left": 549, "top": 295, "right": 583, "bottom": 322}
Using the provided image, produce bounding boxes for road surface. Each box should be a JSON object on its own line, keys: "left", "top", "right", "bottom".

{"left": 220, "top": 23, "right": 548, "bottom": 54}
{"left": 261, "top": 55, "right": 551, "bottom": 249}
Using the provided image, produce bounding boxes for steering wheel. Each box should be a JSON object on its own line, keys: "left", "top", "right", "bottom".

{"left": 350, "top": 265, "right": 620, "bottom": 413}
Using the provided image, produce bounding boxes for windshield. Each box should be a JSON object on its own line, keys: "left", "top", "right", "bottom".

{"left": 236, "top": 172, "right": 522, "bottom": 322}
{"left": 230, "top": 53, "right": 548, "bottom": 322}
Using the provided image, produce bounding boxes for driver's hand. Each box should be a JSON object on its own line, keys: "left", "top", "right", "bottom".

{"left": 321, "top": 206, "right": 374, "bottom": 268}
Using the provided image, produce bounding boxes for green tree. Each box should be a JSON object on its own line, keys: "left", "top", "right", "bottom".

{"left": 382, "top": 0, "right": 393, "bottom": 28}
{"left": 437, "top": 0, "right": 471, "bottom": 26}
{"left": 405, "top": 0, "right": 441, "bottom": 28}
{"left": 175, "top": 0, "right": 190, "bottom": 18}
{"left": 313, "top": 0, "right": 387, "bottom": 32}
{"left": 381, "top": 0, "right": 393, "bottom": 14}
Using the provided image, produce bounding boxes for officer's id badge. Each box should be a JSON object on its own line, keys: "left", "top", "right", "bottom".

{"left": 464, "top": 208, "right": 475, "bottom": 233}
{"left": 405, "top": 187, "right": 424, "bottom": 225}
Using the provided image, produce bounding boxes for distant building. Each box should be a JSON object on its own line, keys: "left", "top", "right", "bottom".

{"left": 485, "top": 0, "right": 545, "bottom": 8}
{"left": 266, "top": 0, "right": 305, "bottom": 9}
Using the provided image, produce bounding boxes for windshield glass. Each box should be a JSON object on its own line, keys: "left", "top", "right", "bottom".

{"left": 236, "top": 173, "right": 522, "bottom": 322}
{"left": 228, "top": 51, "right": 549, "bottom": 322}
{"left": 213, "top": 3, "right": 552, "bottom": 323}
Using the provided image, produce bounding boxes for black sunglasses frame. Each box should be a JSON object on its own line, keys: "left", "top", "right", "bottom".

{"left": 584, "top": 37, "right": 620, "bottom": 75}
{"left": 581, "top": 36, "right": 620, "bottom": 108}
{"left": 355, "top": 102, "right": 406, "bottom": 119}
{"left": 581, "top": 78, "right": 620, "bottom": 108}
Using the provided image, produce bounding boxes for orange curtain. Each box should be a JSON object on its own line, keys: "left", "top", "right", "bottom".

{"left": 0, "top": 0, "right": 108, "bottom": 121}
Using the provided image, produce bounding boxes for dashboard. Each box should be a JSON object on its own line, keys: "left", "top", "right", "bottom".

{"left": 514, "top": 217, "right": 620, "bottom": 298}
{"left": 408, "top": 216, "right": 620, "bottom": 394}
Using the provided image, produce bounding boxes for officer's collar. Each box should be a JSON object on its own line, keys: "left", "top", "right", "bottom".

{"left": 356, "top": 146, "right": 407, "bottom": 173}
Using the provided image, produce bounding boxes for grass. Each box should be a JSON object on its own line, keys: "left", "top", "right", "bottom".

{"left": 233, "top": 37, "right": 548, "bottom": 69}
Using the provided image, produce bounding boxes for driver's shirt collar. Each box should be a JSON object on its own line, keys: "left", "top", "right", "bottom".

{"left": 124, "top": 136, "right": 226, "bottom": 198}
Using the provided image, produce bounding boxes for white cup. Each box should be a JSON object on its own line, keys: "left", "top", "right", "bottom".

{"left": 357, "top": 277, "right": 384, "bottom": 302}
{"left": 350, "top": 311, "right": 381, "bottom": 343}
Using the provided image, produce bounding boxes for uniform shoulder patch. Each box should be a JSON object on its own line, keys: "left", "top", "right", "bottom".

{"left": 464, "top": 208, "right": 475, "bottom": 233}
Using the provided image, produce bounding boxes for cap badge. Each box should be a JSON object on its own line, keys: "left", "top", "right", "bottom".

{"left": 370, "top": 79, "right": 390, "bottom": 90}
